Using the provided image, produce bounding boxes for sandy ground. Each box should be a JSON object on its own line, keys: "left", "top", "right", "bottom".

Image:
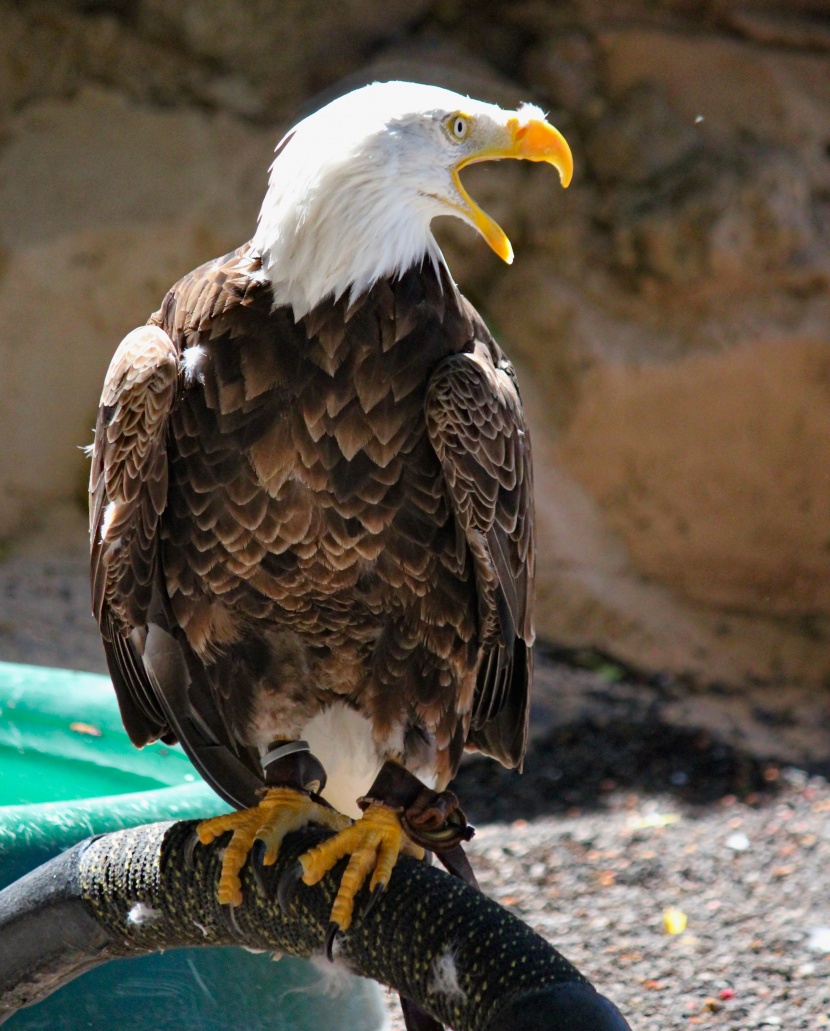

{"left": 1, "top": 504, "right": 829, "bottom": 1029}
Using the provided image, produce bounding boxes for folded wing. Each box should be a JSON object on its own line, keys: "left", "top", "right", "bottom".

{"left": 425, "top": 327, "right": 535, "bottom": 769}
{"left": 89, "top": 325, "right": 178, "bottom": 747}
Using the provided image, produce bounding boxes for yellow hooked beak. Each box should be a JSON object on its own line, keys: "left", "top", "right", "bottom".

{"left": 451, "top": 117, "right": 573, "bottom": 264}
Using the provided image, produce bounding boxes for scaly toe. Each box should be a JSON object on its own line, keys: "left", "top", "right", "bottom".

{"left": 297, "top": 802, "right": 406, "bottom": 941}
{"left": 255, "top": 789, "right": 350, "bottom": 867}
{"left": 197, "top": 788, "right": 350, "bottom": 908}
{"left": 197, "top": 806, "right": 263, "bottom": 904}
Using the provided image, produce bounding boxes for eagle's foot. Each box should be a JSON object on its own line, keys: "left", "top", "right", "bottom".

{"left": 297, "top": 801, "right": 425, "bottom": 945}
{"left": 197, "top": 787, "right": 351, "bottom": 907}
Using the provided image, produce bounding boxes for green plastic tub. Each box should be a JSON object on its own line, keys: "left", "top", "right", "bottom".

{"left": 0, "top": 661, "right": 385, "bottom": 1029}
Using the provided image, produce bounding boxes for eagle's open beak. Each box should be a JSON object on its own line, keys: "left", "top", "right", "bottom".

{"left": 451, "top": 117, "right": 573, "bottom": 264}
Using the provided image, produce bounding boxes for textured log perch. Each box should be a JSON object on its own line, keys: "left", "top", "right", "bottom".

{"left": 0, "top": 821, "right": 631, "bottom": 1030}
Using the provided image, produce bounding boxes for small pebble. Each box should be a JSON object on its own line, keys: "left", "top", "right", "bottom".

{"left": 662, "top": 907, "right": 687, "bottom": 935}
{"left": 806, "top": 927, "right": 830, "bottom": 954}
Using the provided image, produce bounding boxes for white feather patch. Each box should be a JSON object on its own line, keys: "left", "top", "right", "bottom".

{"left": 302, "top": 704, "right": 386, "bottom": 819}
{"left": 181, "top": 344, "right": 207, "bottom": 386}
{"left": 308, "top": 952, "right": 355, "bottom": 996}
{"left": 429, "top": 946, "right": 467, "bottom": 1001}
{"left": 127, "top": 901, "right": 162, "bottom": 926}
{"left": 100, "top": 500, "right": 120, "bottom": 542}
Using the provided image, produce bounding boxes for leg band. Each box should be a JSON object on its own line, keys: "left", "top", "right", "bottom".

{"left": 261, "top": 740, "right": 327, "bottom": 794}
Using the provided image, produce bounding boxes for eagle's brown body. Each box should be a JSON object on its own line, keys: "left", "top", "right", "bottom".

{"left": 89, "top": 245, "right": 534, "bottom": 811}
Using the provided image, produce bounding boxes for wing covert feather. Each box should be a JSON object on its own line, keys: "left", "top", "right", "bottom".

{"left": 89, "top": 325, "right": 178, "bottom": 746}
{"left": 425, "top": 331, "right": 535, "bottom": 769}
{"left": 90, "top": 325, "right": 178, "bottom": 632}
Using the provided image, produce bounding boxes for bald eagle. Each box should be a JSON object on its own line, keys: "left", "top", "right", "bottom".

{"left": 90, "top": 80, "right": 571, "bottom": 958}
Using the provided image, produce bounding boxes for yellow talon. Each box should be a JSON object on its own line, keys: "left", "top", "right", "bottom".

{"left": 197, "top": 787, "right": 351, "bottom": 907}
{"left": 299, "top": 802, "right": 425, "bottom": 934}
{"left": 198, "top": 790, "right": 426, "bottom": 945}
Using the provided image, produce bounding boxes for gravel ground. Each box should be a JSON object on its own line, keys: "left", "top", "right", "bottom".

{"left": 0, "top": 506, "right": 108, "bottom": 675}
{"left": 449, "top": 746, "right": 830, "bottom": 1030}
{"left": 2, "top": 506, "right": 829, "bottom": 1030}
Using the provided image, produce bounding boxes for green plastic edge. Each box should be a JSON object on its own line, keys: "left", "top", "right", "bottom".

{"left": 0, "top": 660, "right": 193, "bottom": 785}
{"left": 0, "top": 662, "right": 386, "bottom": 1029}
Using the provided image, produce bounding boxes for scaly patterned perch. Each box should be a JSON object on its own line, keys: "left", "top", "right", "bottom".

{"left": 0, "top": 821, "right": 631, "bottom": 1030}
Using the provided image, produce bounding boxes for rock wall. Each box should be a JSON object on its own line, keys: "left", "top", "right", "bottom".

{"left": 1, "top": 0, "right": 828, "bottom": 689}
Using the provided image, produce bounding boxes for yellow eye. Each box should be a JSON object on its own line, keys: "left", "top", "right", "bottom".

{"left": 448, "top": 114, "right": 469, "bottom": 141}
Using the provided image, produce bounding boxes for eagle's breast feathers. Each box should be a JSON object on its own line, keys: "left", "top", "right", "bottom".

{"left": 90, "top": 247, "right": 533, "bottom": 806}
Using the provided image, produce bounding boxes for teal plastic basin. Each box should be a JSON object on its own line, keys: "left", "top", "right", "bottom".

{"left": 0, "top": 662, "right": 196, "bottom": 804}
{"left": 0, "top": 661, "right": 385, "bottom": 1030}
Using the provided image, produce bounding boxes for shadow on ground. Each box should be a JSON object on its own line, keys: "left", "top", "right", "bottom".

{"left": 454, "top": 715, "right": 776, "bottom": 824}
{"left": 450, "top": 647, "right": 812, "bottom": 824}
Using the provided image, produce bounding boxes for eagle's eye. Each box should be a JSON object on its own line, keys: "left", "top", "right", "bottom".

{"left": 448, "top": 114, "right": 470, "bottom": 141}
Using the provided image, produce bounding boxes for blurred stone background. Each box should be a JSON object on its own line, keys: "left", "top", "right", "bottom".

{"left": 1, "top": 0, "right": 829, "bottom": 698}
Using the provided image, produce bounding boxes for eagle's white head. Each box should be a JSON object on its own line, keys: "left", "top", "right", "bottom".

{"left": 251, "top": 80, "right": 573, "bottom": 319}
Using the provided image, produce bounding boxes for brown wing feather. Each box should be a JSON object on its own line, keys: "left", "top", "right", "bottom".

{"left": 89, "top": 324, "right": 178, "bottom": 745}
{"left": 425, "top": 323, "right": 535, "bottom": 769}
{"left": 89, "top": 255, "right": 270, "bottom": 810}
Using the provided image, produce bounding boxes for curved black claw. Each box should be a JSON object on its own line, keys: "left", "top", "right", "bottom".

{"left": 251, "top": 839, "right": 269, "bottom": 897}
{"left": 277, "top": 859, "right": 305, "bottom": 913}
{"left": 324, "top": 920, "right": 340, "bottom": 962}
{"left": 183, "top": 828, "right": 201, "bottom": 870}
{"left": 362, "top": 882, "right": 385, "bottom": 922}
{"left": 220, "top": 903, "right": 244, "bottom": 940}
